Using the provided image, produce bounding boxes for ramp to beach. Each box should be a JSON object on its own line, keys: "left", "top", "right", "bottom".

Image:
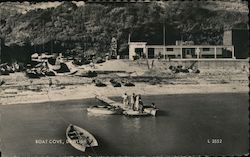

{"left": 96, "top": 95, "right": 125, "bottom": 109}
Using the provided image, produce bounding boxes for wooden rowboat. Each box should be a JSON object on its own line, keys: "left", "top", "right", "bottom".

{"left": 123, "top": 110, "right": 150, "bottom": 116}
{"left": 87, "top": 105, "right": 122, "bottom": 115}
{"left": 66, "top": 124, "right": 98, "bottom": 152}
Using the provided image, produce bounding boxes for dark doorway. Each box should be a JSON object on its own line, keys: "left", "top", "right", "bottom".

{"left": 135, "top": 48, "right": 143, "bottom": 57}
{"left": 222, "top": 48, "right": 232, "bottom": 58}
{"left": 182, "top": 48, "right": 195, "bottom": 58}
{"left": 148, "top": 48, "right": 155, "bottom": 59}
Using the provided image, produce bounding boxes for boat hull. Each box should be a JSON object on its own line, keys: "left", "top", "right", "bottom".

{"left": 66, "top": 124, "right": 98, "bottom": 152}
{"left": 87, "top": 106, "right": 122, "bottom": 115}
{"left": 123, "top": 110, "right": 150, "bottom": 116}
{"left": 143, "top": 108, "right": 159, "bottom": 116}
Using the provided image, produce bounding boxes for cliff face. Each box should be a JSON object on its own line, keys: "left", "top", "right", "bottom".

{"left": 0, "top": 1, "right": 248, "bottom": 56}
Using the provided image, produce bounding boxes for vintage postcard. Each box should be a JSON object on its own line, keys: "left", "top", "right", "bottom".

{"left": 0, "top": 0, "right": 249, "bottom": 156}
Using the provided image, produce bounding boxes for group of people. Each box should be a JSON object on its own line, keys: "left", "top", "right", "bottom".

{"left": 122, "top": 93, "right": 156, "bottom": 113}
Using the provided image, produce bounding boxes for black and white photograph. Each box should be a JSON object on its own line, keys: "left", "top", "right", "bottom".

{"left": 0, "top": 0, "right": 249, "bottom": 156}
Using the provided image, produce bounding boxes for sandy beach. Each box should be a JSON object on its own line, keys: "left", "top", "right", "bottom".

{"left": 0, "top": 60, "right": 248, "bottom": 105}
{"left": 0, "top": 76, "right": 248, "bottom": 105}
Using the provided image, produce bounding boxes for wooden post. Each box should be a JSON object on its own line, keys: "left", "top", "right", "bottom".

{"left": 196, "top": 47, "right": 200, "bottom": 59}
{"left": 180, "top": 47, "right": 183, "bottom": 59}
{"left": 214, "top": 47, "right": 217, "bottom": 59}
{"left": 232, "top": 46, "right": 235, "bottom": 59}
{"left": 163, "top": 24, "right": 166, "bottom": 58}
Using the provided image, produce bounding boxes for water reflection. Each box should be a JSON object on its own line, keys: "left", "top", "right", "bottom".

{"left": 86, "top": 112, "right": 115, "bottom": 121}
{"left": 121, "top": 117, "right": 142, "bottom": 133}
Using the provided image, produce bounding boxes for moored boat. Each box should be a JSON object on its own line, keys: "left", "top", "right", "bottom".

{"left": 66, "top": 124, "right": 98, "bottom": 152}
{"left": 95, "top": 95, "right": 125, "bottom": 108}
{"left": 123, "top": 106, "right": 159, "bottom": 116}
{"left": 87, "top": 105, "right": 122, "bottom": 115}
{"left": 143, "top": 107, "right": 159, "bottom": 116}
{"left": 95, "top": 95, "right": 159, "bottom": 117}
{"left": 123, "top": 110, "right": 150, "bottom": 116}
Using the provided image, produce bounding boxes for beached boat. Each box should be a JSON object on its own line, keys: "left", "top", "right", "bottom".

{"left": 81, "top": 71, "right": 97, "bottom": 78}
{"left": 66, "top": 124, "right": 98, "bottom": 152}
{"left": 87, "top": 105, "right": 122, "bottom": 115}
{"left": 110, "top": 79, "right": 121, "bottom": 87}
{"left": 123, "top": 82, "right": 135, "bottom": 87}
{"left": 93, "top": 79, "right": 107, "bottom": 87}
{"left": 26, "top": 69, "right": 40, "bottom": 78}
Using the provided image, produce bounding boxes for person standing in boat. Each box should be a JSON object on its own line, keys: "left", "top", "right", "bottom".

{"left": 138, "top": 95, "right": 144, "bottom": 113}
{"left": 134, "top": 95, "right": 140, "bottom": 111}
{"left": 122, "top": 93, "right": 129, "bottom": 108}
{"left": 151, "top": 103, "right": 156, "bottom": 109}
{"left": 130, "top": 93, "right": 136, "bottom": 110}
{"left": 86, "top": 136, "right": 93, "bottom": 146}
{"left": 69, "top": 125, "right": 75, "bottom": 133}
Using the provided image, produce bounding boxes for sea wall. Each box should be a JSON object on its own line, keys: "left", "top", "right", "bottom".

{"left": 160, "top": 59, "right": 248, "bottom": 70}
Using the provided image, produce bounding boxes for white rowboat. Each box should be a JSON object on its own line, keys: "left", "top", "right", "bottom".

{"left": 87, "top": 105, "right": 122, "bottom": 115}
{"left": 66, "top": 124, "right": 98, "bottom": 152}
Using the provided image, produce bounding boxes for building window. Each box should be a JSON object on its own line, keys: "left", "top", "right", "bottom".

{"left": 167, "top": 48, "right": 173, "bottom": 51}
{"left": 203, "top": 48, "right": 210, "bottom": 51}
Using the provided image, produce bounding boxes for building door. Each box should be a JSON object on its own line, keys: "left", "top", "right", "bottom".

{"left": 222, "top": 48, "right": 232, "bottom": 58}
{"left": 148, "top": 48, "right": 155, "bottom": 59}
{"left": 183, "top": 48, "right": 195, "bottom": 58}
{"left": 135, "top": 48, "right": 143, "bottom": 58}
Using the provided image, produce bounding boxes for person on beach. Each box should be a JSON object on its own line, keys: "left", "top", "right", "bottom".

{"left": 49, "top": 78, "right": 52, "bottom": 87}
{"left": 90, "top": 61, "right": 95, "bottom": 69}
{"left": 122, "top": 93, "right": 129, "bottom": 108}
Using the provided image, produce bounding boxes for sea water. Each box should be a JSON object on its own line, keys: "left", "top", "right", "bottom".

{"left": 0, "top": 93, "right": 248, "bottom": 156}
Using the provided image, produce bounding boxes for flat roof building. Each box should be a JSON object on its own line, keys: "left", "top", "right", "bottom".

{"left": 128, "top": 41, "right": 235, "bottom": 60}
{"left": 128, "top": 28, "right": 249, "bottom": 60}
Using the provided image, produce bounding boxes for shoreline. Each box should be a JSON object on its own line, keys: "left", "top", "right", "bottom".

{"left": 0, "top": 83, "right": 248, "bottom": 106}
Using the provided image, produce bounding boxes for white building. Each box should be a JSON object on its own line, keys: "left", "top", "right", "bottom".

{"left": 128, "top": 42, "right": 235, "bottom": 60}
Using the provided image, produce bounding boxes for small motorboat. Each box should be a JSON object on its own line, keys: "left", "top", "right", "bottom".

{"left": 123, "top": 106, "right": 158, "bottom": 116}
{"left": 143, "top": 107, "right": 159, "bottom": 116}
{"left": 87, "top": 105, "right": 122, "bottom": 115}
{"left": 123, "top": 110, "right": 150, "bottom": 116}
{"left": 66, "top": 124, "right": 98, "bottom": 152}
